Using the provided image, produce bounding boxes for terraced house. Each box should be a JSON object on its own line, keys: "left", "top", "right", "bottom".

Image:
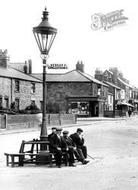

{"left": 0, "top": 50, "right": 42, "bottom": 111}
{"left": 95, "top": 67, "right": 138, "bottom": 116}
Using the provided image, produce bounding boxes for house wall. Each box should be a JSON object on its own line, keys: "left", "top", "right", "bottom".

{"left": 47, "top": 82, "right": 92, "bottom": 112}
{"left": 47, "top": 82, "right": 108, "bottom": 117}
{"left": 0, "top": 77, "right": 12, "bottom": 108}
{"left": 0, "top": 76, "right": 42, "bottom": 110}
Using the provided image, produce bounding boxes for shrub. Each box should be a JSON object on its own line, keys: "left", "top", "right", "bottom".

{"left": 25, "top": 103, "right": 41, "bottom": 114}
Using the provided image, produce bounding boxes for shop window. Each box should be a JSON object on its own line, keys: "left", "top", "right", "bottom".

{"left": 69, "top": 101, "right": 89, "bottom": 115}
{"left": 71, "top": 102, "right": 78, "bottom": 109}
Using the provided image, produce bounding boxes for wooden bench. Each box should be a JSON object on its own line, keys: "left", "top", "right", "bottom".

{"left": 4, "top": 153, "right": 25, "bottom": 167}
{"left": 4, "top": 139, "right": 68, "bottom": 167}
{"left": 4, "top": 139, "right": 52, "bottom": 167}
{"left": 19, "top": 139, "right": 68, "bottom": 166}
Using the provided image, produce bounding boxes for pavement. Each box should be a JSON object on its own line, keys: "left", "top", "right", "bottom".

{"left": 0, "top": 116, "right": 127, "bottom": 135}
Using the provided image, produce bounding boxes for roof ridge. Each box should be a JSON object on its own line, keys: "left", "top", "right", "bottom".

{"left": 76, "top": 70, "right": 91, "bottom": 81}
{"left": 63, "top": 69, "right": 76, "bottom": 75}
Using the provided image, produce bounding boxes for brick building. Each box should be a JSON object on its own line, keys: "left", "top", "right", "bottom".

{"left": 0, "top": 50, "right": 42, "bottom": 111}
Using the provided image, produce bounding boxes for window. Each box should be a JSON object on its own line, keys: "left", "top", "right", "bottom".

{"left": 68, "top": 101, "right": 89, "bottom": 115}
{"left": 40, "top": 101, "right": 43, "bottom": 111}
{"left": 15, "top": 80, "right": 20, "bottom": 92}
{"left": 98, "top": 88, "right": 101, "bottom": 96}
{"left": 0, "top": 96, "right": 2, "bottom": 108}
{"left": 5, "top": 97, "right": 9, "bottom": 109}
{"left": 31, "top": 100, "right": 35, "bottom": 106}
{"left": 15, "top": 98, "right": 19, "bottom": 110}
{"left": 31, "top": 83, "right": 35, "bottom": 93}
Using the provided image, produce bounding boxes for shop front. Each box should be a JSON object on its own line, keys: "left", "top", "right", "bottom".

{"left": 67, "top": 96, "right": 104, "bottom": 117}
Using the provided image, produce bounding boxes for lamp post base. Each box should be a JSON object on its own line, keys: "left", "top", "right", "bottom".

{"left": 40, "top": 136, "right": 48, "bottom": 151}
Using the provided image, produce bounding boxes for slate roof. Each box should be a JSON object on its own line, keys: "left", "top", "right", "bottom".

{"left": 118, "top": 78, "right": 133, "bottom": 88}
{"left": 104, "top": 81, "right": 121, "bottom": 90}
{"left": 0, "top": 66, "right": 41, "bottom": 82}
{"left": 31, "top": 70, "right": 108, "bottom": 86}
{"left": 80, "top": 71, "right": 108, "bottom": 86}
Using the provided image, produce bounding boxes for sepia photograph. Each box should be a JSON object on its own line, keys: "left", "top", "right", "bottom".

{"left": 0, "top": 0, "right": 138, "bottom": 189}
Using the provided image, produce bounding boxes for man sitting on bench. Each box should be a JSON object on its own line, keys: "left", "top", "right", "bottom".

{"left": 62, "top": 130, "right": 76, "bottom": 167}
{"left": 49, "top": 127, "right": 65, "bottom": 168}
{"left": 70, "top": 128, "right": 89, "bottom": 165}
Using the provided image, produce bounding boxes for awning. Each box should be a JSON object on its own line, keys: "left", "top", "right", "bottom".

{"left": 117, "top": 102, "right": 134, "bottom": 107}
{"left": 66, "top": 95, "right": 105, "bottom": 102}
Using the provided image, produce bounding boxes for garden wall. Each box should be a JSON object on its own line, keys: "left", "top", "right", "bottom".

{"left": 0, "top": 113, "right": 76, "bottom": 130}
{"left": 104, "top": 110, "right": 127, "bottom": 117}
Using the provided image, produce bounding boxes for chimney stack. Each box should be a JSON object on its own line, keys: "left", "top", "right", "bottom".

{"left": 76, "top": 60, "right": 84, "bottom": 72}
{"left": 0, "top": 49, "right": 9, "bottom": 68}
{"left": 95, "top": 68, "right": 103, "bottom": 81}
{"left": 28, "top": 59, "right": 32, "bottom": 74}
{"left": 23, "top": 61, "right": 28, "bottom": 73}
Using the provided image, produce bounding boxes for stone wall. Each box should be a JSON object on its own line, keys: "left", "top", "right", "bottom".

{"left": 0, "top": 113, "right": 76, "bottom": 130}
{"left": 0, "top": 77, "right": 11, "bottom": 107}
{"left": 0, "top": 76, "right": 42, "bottom": 110}
{"left": 47, "top": 82, "right": 92, "bottom": 112}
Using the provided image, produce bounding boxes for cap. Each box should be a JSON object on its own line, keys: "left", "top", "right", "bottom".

{"left": 51, "top": 127, "right": 56, "bottom": 130}
{"left": 63, "top": 130, "right": 69, "bottom": 134}
{"left": 56, "top": 127, "right": 63, "bottom": 131}
{"left": 77, "top": 128, "right": 83, "bottom": 132}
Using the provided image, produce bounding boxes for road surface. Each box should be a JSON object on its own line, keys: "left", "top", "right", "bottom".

{"left": 0, "top": 116, "right": 138, "bottom": 190}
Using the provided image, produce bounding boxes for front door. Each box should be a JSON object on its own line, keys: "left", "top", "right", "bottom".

{"left": 89, "top": 101, "right": 99, "bottom": 117}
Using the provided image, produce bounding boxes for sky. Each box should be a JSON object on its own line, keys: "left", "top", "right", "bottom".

{"left": 0, "top": 0, "right": 138, "bottom": 86}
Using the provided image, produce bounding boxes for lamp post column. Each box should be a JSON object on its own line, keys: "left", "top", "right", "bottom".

{"left": 40, "top": 58, "right": 47, "bottom": 140}
{"left": 33, "top": 7, "right": 57, "bottom": 141}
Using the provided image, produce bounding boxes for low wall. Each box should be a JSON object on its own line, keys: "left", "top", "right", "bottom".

{"left": 104, "top": 110, "right": 126, "bottom": 117}
{"left": 0, "top": 113, "right": 76, "bottom": 130}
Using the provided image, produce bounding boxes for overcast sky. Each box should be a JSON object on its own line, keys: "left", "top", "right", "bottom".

{"left": 0, "top": 0, "right": 138, "bottom": 86}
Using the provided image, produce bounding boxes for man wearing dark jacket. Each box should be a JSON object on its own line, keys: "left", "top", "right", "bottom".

{"left": 70, "top": 128, "right": 89, "bottom": 164}
{"left": 48, "top": 127, "right": 57, "bottom": 140}
{"left": 62, "top": 130, "right": 76, "bottom": 167}
{"left": 49, "top": 127, "right": 65, "bottom": 168}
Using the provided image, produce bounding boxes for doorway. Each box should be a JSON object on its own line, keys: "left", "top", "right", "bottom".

{"left": 89, "top": 101, "right": 99, "bottom": 117}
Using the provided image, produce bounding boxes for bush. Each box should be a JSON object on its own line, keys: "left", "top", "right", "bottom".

{"left": 24, "top": 103, "right": 41, "bottom": 114}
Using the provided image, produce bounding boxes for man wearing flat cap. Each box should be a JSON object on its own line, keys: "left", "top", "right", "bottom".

{"left": 70, "top": 128, "right": 89, "bottom": 164}
{"left": 49, "top": 127, "right": 65, "bottom": 168}
{"left": 48, "top": 127, "right": 57, "bottom": 140}
{"left": 62, "top": 130, "right": 77, "bottom": 167}
{"left": 48, "top": 127, "right": 57, "bottom": 152}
